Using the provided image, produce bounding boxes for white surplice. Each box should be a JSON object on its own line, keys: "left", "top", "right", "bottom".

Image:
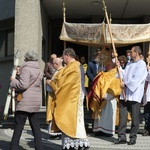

{"left": 145, "top": 71, "right": 150, "bottom": 103}
{"left": 120, "top": 60, "right": 147, "bottom": 103}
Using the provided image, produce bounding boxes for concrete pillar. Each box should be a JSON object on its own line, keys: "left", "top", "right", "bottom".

{"left": 14, "top": 0, "right": 46, "bottom": 106}
{"left": 15, "top": 0, "right": 43, "bottom": 67}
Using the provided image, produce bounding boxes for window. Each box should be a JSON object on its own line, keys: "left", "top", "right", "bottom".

{"left": 0, "top": 31, "right": 5, "bottom": 57}
{"left": 0, "top": 29, "right": 14, "bottom": 58}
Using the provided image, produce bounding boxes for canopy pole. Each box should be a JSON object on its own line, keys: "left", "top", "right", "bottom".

{"left": 63, "top": 2, "right": 66, "bottom": 23}
{"left": 63, "top": 2, "right": 66, "bottom": 49}
{"left": 110, "top": 14, "right": 112, "bottom": 24}
{"left": 147, "top": 43, "right": 150, "bottom": 66}
{"left": 102, "top": 0, "right": 126, "bottom": 101}
{"left": 64, "top": 41, "right": 66, "bottom": 49}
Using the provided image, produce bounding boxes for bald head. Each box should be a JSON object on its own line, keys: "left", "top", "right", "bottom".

{"left": 52, "top": 58, "right": 63, "bottom": 70}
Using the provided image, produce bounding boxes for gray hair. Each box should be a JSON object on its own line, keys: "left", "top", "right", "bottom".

{"left": 63, "top": 48, "right": 76, "bottom": 59}
{"left": 24, "top": 51, "right": 39, "bottom": 61}
{"left": 132, "top": 46, "right": 142, "bottom": 55}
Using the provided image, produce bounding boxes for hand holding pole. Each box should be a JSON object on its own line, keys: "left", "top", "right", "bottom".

{"left": 102, "top": 0, "right": 126, "bottom": 101}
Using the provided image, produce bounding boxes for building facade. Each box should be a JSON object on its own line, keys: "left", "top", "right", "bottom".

{"left": 0, "top": 0, "right": 48, "bottom": 121}
{"left": 0, "top": 0, "right": 150, "bottom": 123}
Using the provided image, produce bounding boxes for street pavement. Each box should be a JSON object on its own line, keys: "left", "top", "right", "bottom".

{"left": 0, "top": 126, "right": 150, "bottom": 150}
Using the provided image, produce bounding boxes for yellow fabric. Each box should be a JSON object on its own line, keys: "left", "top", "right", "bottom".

{"left": 46, "top": 68, "right": 64, "bottom": 124}
{"left": 88, "top": 68, "right": 121, "bottom": 119}
{"left": 88, "top": 68, "right": 131, "bottom": 124}
{"left": 82, "top": 63, "right": 89, "bottom": 88}
{"left": 46, "top": 92, "right": 55, "bottom": 123}
{"left": 51, "top": 61, "right": 81, "bottom": 138}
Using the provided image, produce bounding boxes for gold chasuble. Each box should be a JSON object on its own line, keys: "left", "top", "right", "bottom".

{"left": 88, "top": 68, "right": 121, "bottom": 121}
{"left": 46, "top": 67, "right": 64, "bottom": 124}
{"left": 46, "top": 92, "right": 55, "bottom": 123}
{"left": 51, "top": 61, "right": 87, "bottom": 138}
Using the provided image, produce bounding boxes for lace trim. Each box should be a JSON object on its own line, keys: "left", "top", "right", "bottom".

{"left": 62, "top": 133, "right": 90, "bottom": 149}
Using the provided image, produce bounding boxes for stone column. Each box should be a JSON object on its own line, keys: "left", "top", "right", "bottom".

{"left": 15, "top": 0, "right": 45, "bottom": 106}
{"left": 15, "top": 0, "right": 43, "bottom": 67}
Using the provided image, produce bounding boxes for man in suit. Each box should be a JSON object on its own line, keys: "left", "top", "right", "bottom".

{"left": 86, "top": 51, "right": 100, "bottom": 88}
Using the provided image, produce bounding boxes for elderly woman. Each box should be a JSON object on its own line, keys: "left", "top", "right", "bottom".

{"left": 9, "top": 51, "right": 43, "bottom": 150}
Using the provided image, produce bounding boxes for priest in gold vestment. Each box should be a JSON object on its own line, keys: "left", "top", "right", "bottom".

{"left": 88, "top": 61, "right": 121, "bottom": 136}
{"left": 50, "top": 48, "right": 90, "bottom": 150}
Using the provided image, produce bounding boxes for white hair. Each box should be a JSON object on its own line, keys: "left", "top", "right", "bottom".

{"left": 24, "top": 51, "right": 39, "bottom": 61}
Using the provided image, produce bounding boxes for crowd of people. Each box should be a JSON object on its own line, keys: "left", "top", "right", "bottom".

{"left": 8, "top": 45, "right": 150, "bottom": 149}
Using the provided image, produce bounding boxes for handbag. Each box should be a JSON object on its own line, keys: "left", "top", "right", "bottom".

{"left": 16, "top": 72, "right": 41, "bottom": 101}
{"left": 16, "top": 93, "right": 23, "bottom": 101}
